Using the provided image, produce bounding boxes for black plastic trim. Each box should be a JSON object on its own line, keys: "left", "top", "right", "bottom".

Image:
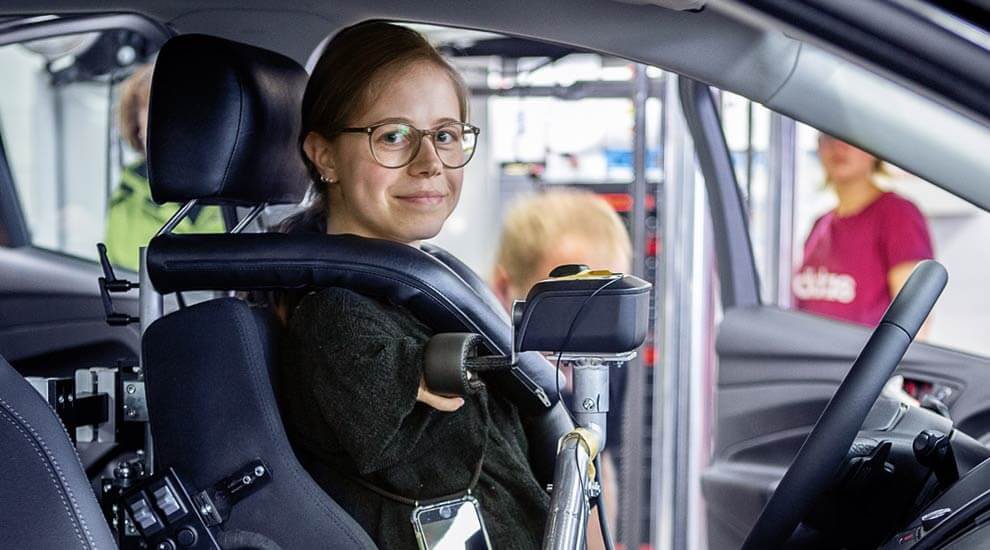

{"left": 0, "top": 13, "right": 171, "bottom": 49}
{"left": 717, "top": 0, "right": 990, "bottom": 127}
{"left": 0, "top": 126, "right": 29, "bottom": 247}
{"left": 0, "top": 12, "right": 173, "bottom": 250}
{"left": 678, "top": 78, "right": 761, "bottom": 308}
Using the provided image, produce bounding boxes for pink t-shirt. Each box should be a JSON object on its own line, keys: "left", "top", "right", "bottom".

{"left": 794, "top": 192, "right": 934, "bottom": 326}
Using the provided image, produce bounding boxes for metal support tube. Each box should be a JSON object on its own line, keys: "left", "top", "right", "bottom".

{"left": 137, "top": 246, "right": 161, "bottom": 474}
{"left": 155, "top": 199, "right": 198, "bottom": 237}
{"left": 571, "top": 361, "right": 610, "bottom": 448}
{"left": 768, "top": 113, "right": 797, "bottom": 307}
{"left": 138, "top": 247, "right": 162, "bottom": 336}
{"left": 543, "top": 433, "right": 595, "bottom": 550}
{"left": 544, "top": 358, "right": 621, "bottom": 548}
{"left": 231, "top": 203, "right": 267, "bottom": 234}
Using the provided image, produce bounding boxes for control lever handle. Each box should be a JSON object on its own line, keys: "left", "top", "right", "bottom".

{"left": 96, "top": 243, "right": 139, "bottom": 326}
{"left": 921, "top": 395, "right": 951, "bottom": 419}
{"left": 913, "top": 429, "right": 958, "bottom": 485}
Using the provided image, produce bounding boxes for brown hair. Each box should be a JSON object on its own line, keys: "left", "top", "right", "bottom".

{"left": 280, "top": 21, "right": 470, "bottom": 234}
{"left": 496, "top": 190, "right": 632, "bottom": 290}
{"left": 118, "top": 63, "right": 154, "bottom": 155}
{"left": 873, "top": 159, "right": 887, "bottom": 175}
{"left": 268, "top": 22, "right": 470, "bottom": 321}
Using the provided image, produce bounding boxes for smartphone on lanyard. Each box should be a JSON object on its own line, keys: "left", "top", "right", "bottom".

{"left": 411, "top": 494, "right": 492, "bottom": 550}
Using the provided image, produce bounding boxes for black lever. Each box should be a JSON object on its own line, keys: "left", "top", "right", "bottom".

{"left": 97, "top": 243, "right": 139, "bottom": 326}
{"left": 914, "top": 429, "right": 959, "bottom": 485}
{"left": 921, "top": 395, "right": 952, "bottom": 419}
{"left": 549, "top": 264, "right": 589, "bottom": 278}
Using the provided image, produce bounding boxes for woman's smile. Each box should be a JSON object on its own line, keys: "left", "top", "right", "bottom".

{"left": 306, "top": 60, "right": 466, "bottom": 244}
{"left": 394, "top": 189, "right": 449, "bottom": 206}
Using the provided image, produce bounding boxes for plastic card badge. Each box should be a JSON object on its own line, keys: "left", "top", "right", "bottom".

{"left": 411, "top": 494, "right": 492, "bottom": 550}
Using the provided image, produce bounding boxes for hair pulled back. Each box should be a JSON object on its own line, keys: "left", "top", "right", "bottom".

{"left": 280, "top": 21, "right": 469, "bottom": 234}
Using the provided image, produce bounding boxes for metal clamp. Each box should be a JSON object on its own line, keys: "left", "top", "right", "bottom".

{"left": 192, "top": 459, "right": 272, "bottom": 528}
{"left": 123, "top": 381, "right": 148, "bottom": 422}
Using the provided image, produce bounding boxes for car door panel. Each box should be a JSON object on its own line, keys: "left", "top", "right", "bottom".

{"left": 0, "top": 246, "right": 139, "bottom": 378}
{"left": 704, "top": 306, "right": 990, "bottom": 549}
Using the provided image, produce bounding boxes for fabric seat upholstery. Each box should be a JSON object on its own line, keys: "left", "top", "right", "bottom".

{"left": 143, "top": 299, "right": 376, "bottom": 549}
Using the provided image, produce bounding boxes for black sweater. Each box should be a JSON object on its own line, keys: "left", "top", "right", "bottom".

{"left": 279, "top": 288, "right": 549, "bottom": 549}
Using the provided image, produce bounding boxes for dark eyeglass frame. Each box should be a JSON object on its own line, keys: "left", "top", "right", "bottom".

{"left": 337, "top": 121, "right": 481, "bottom": 169}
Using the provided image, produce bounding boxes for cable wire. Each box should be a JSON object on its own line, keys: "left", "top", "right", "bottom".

{"left": 593, "top": 455, "right": 616, "bottom": 550}
{"left": 552, "top": 276, "right": 622, "bottom": 550}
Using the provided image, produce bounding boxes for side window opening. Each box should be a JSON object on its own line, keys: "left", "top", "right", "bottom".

{"left": 0, "top": 23, "right": 224, "bottom": 269}
{"left": 721, "top": 91, "right": 990, "bottom": 357}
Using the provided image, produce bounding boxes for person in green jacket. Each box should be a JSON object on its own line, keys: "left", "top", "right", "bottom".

{"left": 104, "top": 63, "right": 224, "bottom": 271}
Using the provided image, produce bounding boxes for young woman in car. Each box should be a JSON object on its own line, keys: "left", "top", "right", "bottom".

{"left": 793, "top": 133, "right": 934, "bottom": 327}
{"left": 276, "top": 22, "right": 548, "bottom": 549}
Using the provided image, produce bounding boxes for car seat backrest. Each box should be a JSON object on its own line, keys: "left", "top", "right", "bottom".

{"left": 0, "top": 355, "right": 118, "bottom": 550}
{"left": 141, "top": 33, "right": 377, "bottom": 549}
{"left": 421, "top": 242, "right": 510, "bottom": 322}
{"left": 143, "top": 298, "right": 376, "bottom": 549}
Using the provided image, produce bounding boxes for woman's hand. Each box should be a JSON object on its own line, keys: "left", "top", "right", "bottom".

{"left": 416, "top": 376, "right": 465, "bottom": 411}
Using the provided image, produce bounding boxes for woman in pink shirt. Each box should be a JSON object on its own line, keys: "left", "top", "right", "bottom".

{"left": 793, "top": 134, "right": 934, "bottom": 326}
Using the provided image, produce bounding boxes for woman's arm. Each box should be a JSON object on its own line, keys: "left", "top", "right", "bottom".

{"left": 880, "top": 196, "right": 935, "bottom": 339}
{"left": 293, "top": 288, "right": 462, "bottom": 474}
{"left": 888, "top": 261, "right": 932, "bottom": 339}
{"left": 887, "top": 261, "right": 917, "bottom": 297}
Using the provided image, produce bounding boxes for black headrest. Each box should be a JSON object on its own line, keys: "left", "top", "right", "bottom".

{"left": 147, "top": 34, "right": 309, "bottom": 206}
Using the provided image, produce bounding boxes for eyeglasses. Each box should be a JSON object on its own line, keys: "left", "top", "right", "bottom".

{"left": 337, "top": 121, "right": 480, "bottom": 169}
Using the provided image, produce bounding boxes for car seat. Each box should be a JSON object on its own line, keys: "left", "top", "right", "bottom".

{"left": 0, "top": 354, "right": 118, "bottom": 550}
{"left": 141, "top": 33, "right": 572, "bottom": 549}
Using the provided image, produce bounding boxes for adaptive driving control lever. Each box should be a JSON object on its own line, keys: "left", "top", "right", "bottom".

{"left": 913, "top": 429, "right": 959, "bottom": 485}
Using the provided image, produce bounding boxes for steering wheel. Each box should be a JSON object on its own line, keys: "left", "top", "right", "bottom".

{"left": 742, "top": 260, "right": 948, "bottom": 549}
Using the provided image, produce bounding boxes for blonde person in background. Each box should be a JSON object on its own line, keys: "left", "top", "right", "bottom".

{"left": 492, "top": 189, "right": 632, "bottom": 311}
{"left": 104, "top": 63, "right": 224, "bottom": 271}
{"left": 491, "top": 188, "right": 632, "bottom": 550}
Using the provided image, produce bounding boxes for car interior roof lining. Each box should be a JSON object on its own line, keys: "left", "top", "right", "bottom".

{"left": 0, "top": 0, "right": 987, "bottom": 211}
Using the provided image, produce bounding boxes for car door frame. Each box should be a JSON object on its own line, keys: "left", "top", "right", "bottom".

{"left": 0, "top": 13, "right": 172, "bottom": 249}
{"left": 0, "top": 13, "right": 171, "bottom": 374}
{"left": 679, "top": 33, "right": 990, "bottom": 549}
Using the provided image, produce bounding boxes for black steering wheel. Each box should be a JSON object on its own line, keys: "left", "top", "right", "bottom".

{"left": 742, "top": 260, "right": 948, "bottom": 549}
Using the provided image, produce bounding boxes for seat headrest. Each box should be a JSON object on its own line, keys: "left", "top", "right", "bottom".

{"left": 147, "top": 34, "right": 309, "bottom": 205}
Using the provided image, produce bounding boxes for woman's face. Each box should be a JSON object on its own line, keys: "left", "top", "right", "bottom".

{"left": 817, "top": 134, "right": 877, "bottom": 185}
{"left": 310, "top": 61, "right": 464, "bottom": 245}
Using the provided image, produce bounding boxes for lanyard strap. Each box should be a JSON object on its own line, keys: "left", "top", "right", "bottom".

{"left": 352, "top": 454, "right": 484, "bottom": 507}
{"left": 354, "top": 389, "right": 494, "bottom": 508}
